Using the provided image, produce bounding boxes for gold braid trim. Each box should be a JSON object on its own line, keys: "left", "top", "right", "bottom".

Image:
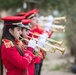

{"left": 2, "top": 39, "right": 14, "bottom": 48}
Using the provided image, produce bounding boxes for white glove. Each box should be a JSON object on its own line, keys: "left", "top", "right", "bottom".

{"left": 37, "top": 38, "right": 46, "bottom": 47}
{"left": 38, "top": 33, "right": 48, "bottom": 40}
{"left": 46, "top": 15, "right": 54, "bottom": 23}
{"left": 39, "top": 16, "right": 44, "bottom": 20}
{"left": 38, "top": 16, "right": 44, "bottom": 25}
{"left": 44, "top": 22, "right": 53, "bottom": 32}
{"left": 44, "top": 16, "right": 54, "bottom": 32}
{"left": 38, "top": 33, "right": 48, "bottom": 47}
{"left": 28, "top": 39, "right": 37, "bottom": 49}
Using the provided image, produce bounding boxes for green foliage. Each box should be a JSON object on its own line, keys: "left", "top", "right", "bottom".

{"left": 40, "top": 0, "right": 62, "bottom": 10}
{"left": 38, "top": 0, "right": 76, "bottom": 62}
{"left": 39, "top": 0, "right": 76, "bottom": 12}
{"left": 50, "top": 64, "right": 62, "bottom": 71}
{"left": 0, "top": 0, "right": 23, "bottom": 10}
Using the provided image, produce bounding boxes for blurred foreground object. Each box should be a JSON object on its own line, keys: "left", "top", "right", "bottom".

{"left": 71, "top": 64, "right": 76, "bottom": 73}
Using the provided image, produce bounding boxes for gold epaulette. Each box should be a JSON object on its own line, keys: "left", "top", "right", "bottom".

{"left": 2, "top": 39, "right": 14, "bottom": 48}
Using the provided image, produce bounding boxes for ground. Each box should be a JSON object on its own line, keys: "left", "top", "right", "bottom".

{"left": 41, "top": 49, "right": 76, "bottom": 75}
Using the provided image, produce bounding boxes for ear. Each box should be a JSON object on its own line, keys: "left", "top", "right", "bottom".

{"left": 9, "top": 28, "right": 13, "bottom": 34}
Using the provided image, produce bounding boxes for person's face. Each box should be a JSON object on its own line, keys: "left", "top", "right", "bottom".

{"left": 30, "top": 16, "right": 38, "bottom": 27}
{"left": 9, "top": 27, "right": 21, "bottom": 40}
{"left": 22, "top": 28, "right": 29, "bottom": 38}
{"left": 32, "top": 16, "right": 38, "bottom": 23}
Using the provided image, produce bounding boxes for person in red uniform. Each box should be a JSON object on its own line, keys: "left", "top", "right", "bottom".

{"left": 21, "top": 19, "right": 36, "bottom": 75}
{"left": 0, "top": 16, "right": 37, "bottom": 75}
{"left": 24, "top": 9, "right": 55, "bottom": 75}
{"left": 24, "top": 9, "right": 46, "bottom": 75}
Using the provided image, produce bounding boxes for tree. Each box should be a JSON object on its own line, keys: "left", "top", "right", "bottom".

{"left": 0, "top": 0, "right": 23, "bottom": 10}
{"left": 38, "top": 0, "right": 76, "bottom": 64}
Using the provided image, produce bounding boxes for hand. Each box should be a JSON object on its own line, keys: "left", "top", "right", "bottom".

{"left": 28, "top": 39, "right": 37, "bottom": 49}
{"left": 47, "top": 15, "right": 54, "bottom": 23}
{"left": 38, "top": 33, "right": 48, "bottom": 40}
{"left": 44, "top": 22, "right": 53, "bottom": 32}
{"left": 38, "top": 33, "right": 48, "bottom": 47}
{"left": 44, "top": 16, "right": 54, "bottom": 32}
{"left": 39, "top": 16, "right": 44, "bottom": 20}
{"left": 37, "top": 38, "right": 46, "bottom": 47}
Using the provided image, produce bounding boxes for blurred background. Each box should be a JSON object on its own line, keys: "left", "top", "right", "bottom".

{"left": 0, "top": 0, "right": 76, "bottom": 75}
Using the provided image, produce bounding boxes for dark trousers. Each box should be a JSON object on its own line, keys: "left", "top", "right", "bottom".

{"left": 35, "top": 60, "right": 43, "bottom": 75}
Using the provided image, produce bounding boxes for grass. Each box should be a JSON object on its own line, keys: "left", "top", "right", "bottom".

{"left": 50, "top": 64, "right": 62, "bottom": 71}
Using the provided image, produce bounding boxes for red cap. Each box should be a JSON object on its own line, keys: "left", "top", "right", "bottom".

{"left": 22, "top": 19, "right": 31, "bottom": 30}
{"left": 1, "top": 16, "right": 25, "bottom": 27}
{"left": 2, "top": 16, "right": 25, "bottom": 21}
{"left": 22, "top": 19, "right": 32, "bottom": 24}
{"left": 17, "top": 12, "right": 26, "bottom": 16}
{"left": 25, "top": 8, "right": 38, "bottom": 19}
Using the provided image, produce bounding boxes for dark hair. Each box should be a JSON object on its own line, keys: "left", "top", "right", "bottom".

{"left": 1, "top": 26, "right": 16, "bottom": 42}
{"left": 0, "top": 25, "right": 24, "bottom": 75}
{"left": 21, "top": 27, "right": 30, "bottom": 31}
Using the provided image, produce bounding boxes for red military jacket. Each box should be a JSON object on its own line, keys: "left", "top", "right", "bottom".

{"left": 28, "top": 25, "right": 44, "bottom": 38}
{"left": 28, "top": 25, "right": 45, "bottom": 64}
{"left": 15, "top": 39, "right": 35, "bottom": 75}
{"left": 1, "top": 39, "right": 34, "bottom": 75}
